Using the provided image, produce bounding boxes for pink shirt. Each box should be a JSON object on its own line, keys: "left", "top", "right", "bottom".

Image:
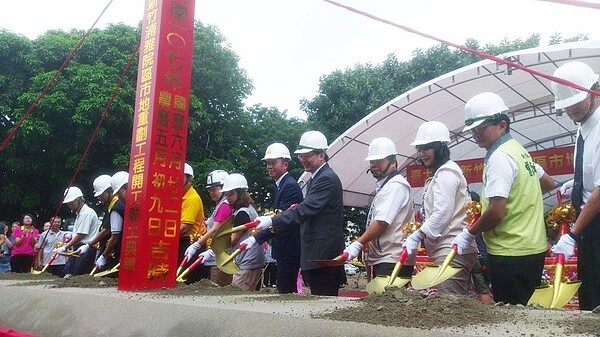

{"left": 213, "top": 202, "right": 232, "bottom": 222}
{"left": 12, "top": 226, "right": 39, "bottom": 256}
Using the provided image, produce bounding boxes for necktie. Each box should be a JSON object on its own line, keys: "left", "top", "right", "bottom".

{"left": 572, "top": 132, "right": 584, "bottom": 213}
{"left": 306, "top": 177, "right": 313, "bottom": 193}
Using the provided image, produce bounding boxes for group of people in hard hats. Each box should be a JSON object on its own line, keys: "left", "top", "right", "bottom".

{"left": 339, "top": 60, "right": 598, "bottom": 310}
{"left": 43, "top": 171, "right": 129, "bottom": 277}
{"left": 10, "top": 60, "right": 599, "bottom": 310}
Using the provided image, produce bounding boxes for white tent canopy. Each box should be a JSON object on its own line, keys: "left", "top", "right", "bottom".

{"left": 328, "top": 40, "right": 600, "bottom": 208}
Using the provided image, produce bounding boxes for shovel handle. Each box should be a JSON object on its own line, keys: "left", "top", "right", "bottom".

{"left": 387, "top": 247, "right": 408, "bottom": 286}
{"left": 334, "top": 252, "right": 349, "bottom": 261}
{"left": 222, "top": 244, "right": 248, "bottom": 266}
{"left": 187, "top": 255, "right": 205, "bottom": 272}
{"left": 557, "top": 190, "right": 563, "bottom": 205}
{"left": 176, "top": 256, "right": 189, "bottom": 277}
{"left": 397, "top": 247, "right": 408, "bottom": 264}
{"left": 38, "top": 253, "right": 58, "bottom": 274}
{"left": 215, "top": 220, "right": 260, "bottom": 238}
{"left": 177, "top": 256, "right": 204, "bottom": 282}
{"left": 555, "top": 253, "right": 565, "bottom": 266}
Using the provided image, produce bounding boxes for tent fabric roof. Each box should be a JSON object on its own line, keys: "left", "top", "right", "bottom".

{"left": 328, "top": 40, "right": 600, "bottom": 208}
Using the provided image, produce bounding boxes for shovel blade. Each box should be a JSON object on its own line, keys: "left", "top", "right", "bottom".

{"left": 410, "top": 265, "right": 462, "bottom": 290}
{"left": 216, "top": 255, "right": 240, "bottom": 274}
{"left": 550, "top": 281, "right": 581, "bottom": 309}
{"left": 366, "top": 276, "right": 411, "bottom": 294}
{"left": 527, "top": 285, "right": 554, "bottom": 307}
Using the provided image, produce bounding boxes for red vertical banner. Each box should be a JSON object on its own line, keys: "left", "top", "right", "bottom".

{"left": 119, "top": 0, "right": 196, "bottom": 291}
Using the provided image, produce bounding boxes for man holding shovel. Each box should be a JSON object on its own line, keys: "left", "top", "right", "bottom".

{"left": 342, "top": 137, "right": 415, "bottom": 282}
{"left": 261, "top": 143, "right": 303, "bottom": 293}
{"left": 36, "top": 216, "right": 66, "bottom": 276}
{"left": 54, "top": 186, "right": 99, "bottom": 276}
{"left": 551, "top": 61, "right": 600, "bottom": 311}
{"left": 244, "top": 131, "right": 345, "bottom": 296}
{"left": 452, "top": 92, "right": 547, "bottom": 305}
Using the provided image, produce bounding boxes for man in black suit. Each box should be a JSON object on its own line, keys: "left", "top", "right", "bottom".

{"left": 244, "top": 131, "right": 345, "bottom": 296}
{"left": 262, "top": 143, "right": 303, "bottom": 293}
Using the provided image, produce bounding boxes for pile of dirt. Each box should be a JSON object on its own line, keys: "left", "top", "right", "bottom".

{"left": 319, "top": 287, "right": 515, "bottom": 329}
{"left": 1, "top": 273, "right": 119, "bottom": 288}
{"left": 559, "top": 313, "right": 600, "bottom": 336}
{"left": 320, "top": 287, "right": 600, "bottom": 335}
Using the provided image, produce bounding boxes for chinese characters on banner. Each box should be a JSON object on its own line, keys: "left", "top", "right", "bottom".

{"left": 407, "top": 146, "right": 574, "bottom": 188}
{"left": 119, "top": 0, "right": 196, "bottom": 291}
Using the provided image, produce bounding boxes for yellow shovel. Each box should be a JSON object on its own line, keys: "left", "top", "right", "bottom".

{"left": 527, "top": 253, "right": 581, "bottom": 308}
{"left": 411, "top": 244, "right": 461, "bottom": 290}
{"left": 94, "top": 263, "right": 120, "bottom": 277}
{"left": 216, "top": 236, "right": 258, "bottom": 275}
{"left": 366, "top": 248, "right": 411, "bottom": 294}
{"left": 176, "top": 256, "right": 205, "bottom": 282}
{"left": 211, "top": 216, "right": 241, "bottom": 275}
{"left": 176, "top": 256, "right": 189, "bottom": 279}
{"left": 31, "top": 253, "right": 58, "bottom": 275}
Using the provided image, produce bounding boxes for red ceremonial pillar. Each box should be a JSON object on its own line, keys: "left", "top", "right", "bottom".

{"left": 118, "top": 0, "right": 196, "bottom": 291}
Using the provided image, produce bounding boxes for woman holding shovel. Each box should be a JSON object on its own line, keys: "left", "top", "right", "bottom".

{"left": 403, "top": 121, "right": 477, "bottom": 295}
{"left": 221, "top": 173, "right": 265, "bottom": 291}
{"left": 185, "top": 170, "right": 232, "bottom": 286}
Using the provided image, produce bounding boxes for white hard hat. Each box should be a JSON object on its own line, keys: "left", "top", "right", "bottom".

{"left": 365, "top": 137, "right": 397, "bottom": 161}
{"left": 262, "top": 143, "right": 291, "bottom": 160}
{"left": 206, "top": 170, "right": 228, "bottom": 188}
{"left": 111, "top": 171, "right": 129, "bottom": 193}
{"left": 63, "top": 186, "right": 83, "bottom": 203}
{"left": 294, "top": 131, "right": 328, "bottom": 154}
{"left": 463, "top": 92, "right": 508, "bottom": 132}
{"left": 220, "top": 173, "right": 248, "bottom": 192}
{"left": 184, "top": 163, "right": 194, "bottom": 177}
{"left": 411, "top": 121, "right": 451, "bottom": 146}
{"left": 92, "top": 175, "right": 112, "bottom": 197}
{"left": 552, "top": 61, "right": 599, "bottom": 110}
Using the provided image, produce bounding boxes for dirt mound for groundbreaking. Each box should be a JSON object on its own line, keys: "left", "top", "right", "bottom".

{"left": 319, "top": 287, "right": 600, "bottom": 336}
{"left": 320, "top": 287, "right": 512, "bottom": 329}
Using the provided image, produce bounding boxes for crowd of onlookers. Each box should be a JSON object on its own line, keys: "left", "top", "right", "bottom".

{"left": 0, "top": 216, "right": 73, "bottom": 274}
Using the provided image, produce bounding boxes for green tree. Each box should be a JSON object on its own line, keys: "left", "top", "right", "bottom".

{"left": 0, "top": 25, "right": 140, "bottom": 220}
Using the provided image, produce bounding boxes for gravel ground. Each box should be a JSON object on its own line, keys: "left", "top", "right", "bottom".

{"left": 1, "top": 273, "right": 599, "bottom": 337}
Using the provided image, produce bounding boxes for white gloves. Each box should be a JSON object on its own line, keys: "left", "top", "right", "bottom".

{"left": 403, "top": 230, "right": 425, "bottom": 257}
{"left": 96, "top": 255, "right": 107, "bottom": 269}
{"left": 240, "top": 236, "right": 257, "bottom": 250}
{"left": 199, "top": 249, "right": 215, "bottom": 264}
{"left": 185, "top": 242, "right": 201, "bottom": 261}
{"left": 559, "top": 179, "right": 574, "bottom": 200}
{"left": 451, "top": 228, "right": 477, "bottom": 255}
{"left": 53, "top": 246, "right": 67, "bottom": 254}
{"left": 77, "top": 244, "right": 90, "bottom": 255}
{"left": 551, "top": 233, "right": 576, "bottom": 261}
{"left": 255, "top": 216, "right": 273, "bottom": 231}
{"left": 343, "top": 241, "right": 363, "bottom": 261}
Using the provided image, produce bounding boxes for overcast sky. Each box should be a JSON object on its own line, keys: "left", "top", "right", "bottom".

{"left": 1, "top": 0, "right": 599, "bottom": 118}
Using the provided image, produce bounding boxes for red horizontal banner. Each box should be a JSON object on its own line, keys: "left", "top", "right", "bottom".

{"left": 407, "top": 146, "right": 574, "bottom": 188}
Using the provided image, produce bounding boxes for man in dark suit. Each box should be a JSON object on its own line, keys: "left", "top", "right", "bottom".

{"left": 245, "top": 131, "right": 345, "bottom": 296}
{"left": 262, "top": 143, "right": 303, "bottom": 293}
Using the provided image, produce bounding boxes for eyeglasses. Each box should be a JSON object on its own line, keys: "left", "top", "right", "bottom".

{"left": 470, "top": 122, "right": 495, "bottom": 134}
{"left": 464, "top": 113, "right": 502, "bottom": 127}
{"left": 297, "top": 152, "right": 317, "bottom": 160}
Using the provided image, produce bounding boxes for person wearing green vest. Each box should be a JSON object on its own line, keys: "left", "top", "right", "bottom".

{"left": 451, "top": 92, "right": 548, "bottom": 305}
